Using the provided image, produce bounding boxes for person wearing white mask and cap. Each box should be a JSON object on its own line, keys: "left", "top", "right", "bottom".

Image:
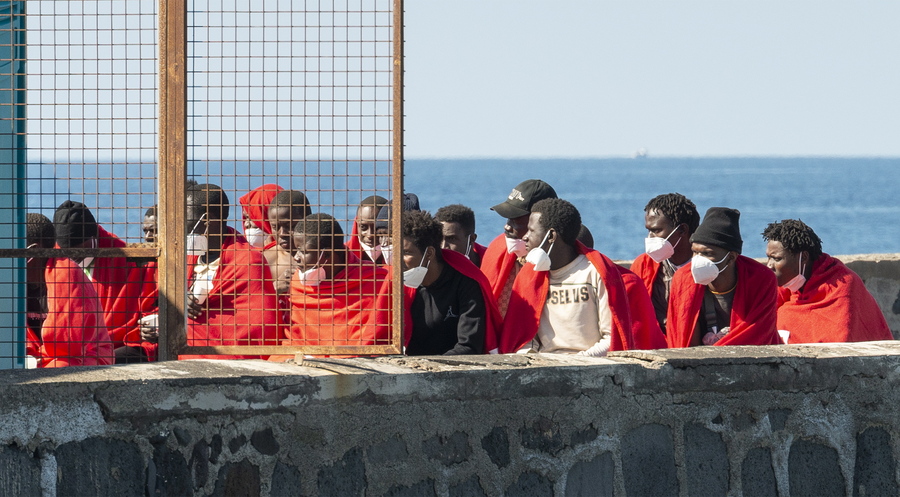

{"left": 763, "top": 219, "right": 891, "bottom": 344}
{"left": 630, "top": 193, "right": 700, "bottom": 334}
{"left": 481, "top": 179, "right": 557, "bottom": 318}
{"left": 498, "top": 199, "right": 638, "bottom": 356}
{"left": 53, "top": 200, "right": 147, "bottom": 364}
{"left": 666, "top": 207, "right": 781, "bottom": 348}
{"left": 400, "top": 210, "right": 501, "bottom": 355}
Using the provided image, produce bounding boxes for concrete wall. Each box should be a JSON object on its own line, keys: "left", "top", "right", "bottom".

{"left": 4, "top": 343, "right": 900, "bottom": 496}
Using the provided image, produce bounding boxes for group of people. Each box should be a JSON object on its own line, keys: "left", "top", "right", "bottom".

{"left": 24, "top": 179, "right": 892, "bottom": 367}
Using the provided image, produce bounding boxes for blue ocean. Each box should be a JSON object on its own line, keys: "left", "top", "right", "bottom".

{"left": 27, "top": 157, "right": 900, "bottom": 261}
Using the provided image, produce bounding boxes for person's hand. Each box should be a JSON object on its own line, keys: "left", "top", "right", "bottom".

{"left": 187, "top": 295, "right": 205, "bottom": 319}
{"left": 140, "top": 324, "right": 159, "bottom": 343}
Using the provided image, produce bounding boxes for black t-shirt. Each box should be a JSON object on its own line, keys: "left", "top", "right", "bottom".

{"left": 407, "top": 263, "right": 486, "bottom": 356}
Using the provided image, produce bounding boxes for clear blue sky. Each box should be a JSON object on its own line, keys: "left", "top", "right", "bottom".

{"left": 404, "top": 1, "right": 900, "bottom": 158}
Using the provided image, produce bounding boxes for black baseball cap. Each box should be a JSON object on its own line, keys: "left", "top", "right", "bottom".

{"left": 491, "top": 179, "right": 557, "bottom": 219}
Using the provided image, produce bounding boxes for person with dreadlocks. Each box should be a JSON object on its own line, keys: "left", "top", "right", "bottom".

{"left": 26, "top": 213, "right": 113, "bottom": 367}
{"left": 400, "top": 210, "right": 500, "bottom": 355}
{"left": 763, "top": 219, "right": 892, "bottom": 344}
{"left": 288, "top": 213, "right": 392, "bottom": 347}
{"left": 346, "top": 195, "right": 390, "bottom": 264}
{"left": 434, "top": 204, "right": 487, "bottom": 268}
{"left": 630, "top": 193, "right": 700, "bottom": 334}
{"left": 499, "top": 199, "right": 637, "bottom": 355}
{"left": 182, "top": 184, "right": 283, "bottom": 359}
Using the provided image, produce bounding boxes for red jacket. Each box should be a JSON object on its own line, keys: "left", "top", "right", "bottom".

{"left": 288, "top": 257, "right": 393, "bottom": 347}
{"left": 498, "top": 243, "right": 635, "bottom": 354}
{"left": 666, "top": 255, "right": 781, "bottom": 347}
{"left": 33, "top": 257, "right": 114, "bottom": 367}
{"left": 184, "top": 229, "right": 283, "bottom": 358}
{"left": 777, "top": 253, "right": 892, "bottom": 343}
{"left": 629, "top": 253, "right": 661, "bottom": 299}
{"left": 481, "top": 234, "right": 519, "bottom": 303}
{"left": 87, "top": 226, "right": 146, "bottom": 348}
{"left": 617, "top": 266, "right": 668, "bottom": 350}
{"left": 402, "top": 249, "right": 503, "bottom": 353}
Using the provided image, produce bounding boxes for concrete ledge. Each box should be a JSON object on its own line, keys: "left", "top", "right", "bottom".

{"left": 3, "top": 343, "right": 900, "bottom": 495}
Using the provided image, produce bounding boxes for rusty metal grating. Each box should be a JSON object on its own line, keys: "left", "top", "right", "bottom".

{"left": 0, "top": 0, "right": 403, "bottom": 368}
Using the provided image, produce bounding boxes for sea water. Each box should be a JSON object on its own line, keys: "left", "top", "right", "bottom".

{"left": 26, "top": 157, "right": 899, "bottom": 260}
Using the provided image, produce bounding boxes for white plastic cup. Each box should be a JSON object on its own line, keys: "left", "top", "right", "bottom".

{"left": 140, "top": 314, "right": 159, "bottom": 328}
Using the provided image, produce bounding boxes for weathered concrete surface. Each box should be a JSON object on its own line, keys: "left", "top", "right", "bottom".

{"left": 3, "top": 344, "right": 900, "bottom": 495}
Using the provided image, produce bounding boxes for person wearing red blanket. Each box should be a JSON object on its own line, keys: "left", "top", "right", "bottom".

{"left": 263, "top": 190, "right": 313, "bottom": 297}
{"left": 629, "top": 193, "right": 700, "bottom": 334}
{"left": 400, "top": 210, "right": 501, "bottom": 355}
{"left": 763, "top": 219, "right": 892, "bottom": 343}
{"left": 666, "top": 207, "right": 781, "bottom": 348}
{"left": 26, "top": 213, "right": 113, "bottom": 367}
{"left": 183, "top": 184, "right": 283, "bottom": 359}
{"left": 499, "top": 199, "right": 636, "bottom": 355}
{"left": 346, "top": 195, "right": 390, "bottom": 265}
{"left": 288, "top": 213, "right": 392, "bottom": 347}
{"left": 481, "top": 179, "right": 558, "bottom": 318}
{"left": 53, "top": 200, "right": 148, "bottom": 364}
{"left": 435, "top": 204, "right": 487, "bottom": 268}
{"left": 239, "top": 183, "right": 283, "bottom": 249}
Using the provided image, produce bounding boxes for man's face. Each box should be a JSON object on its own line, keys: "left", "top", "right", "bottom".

{"left": 504, "top": 214, "right": 530, "bottom": 240}
{"left": 645, "top": 210, "right": 679, "bottom": 240}
{"left": 440, "top": 221, "right": 471, "bottom": 254}
{"left": 522, "top": 212, "right": 549, "bottom": 252}
{"left": 401, "top": 236, "right": 426, "bottom": 271}
{"left": 766, "top": 240, "right": 802, "bottom": 286}
{"left": 143, "top": 215, "right": 158, "bottom": 244}
{"left": 242, "top": 213, "right": 260, "bottom": 232}
{"left": 691, "top": 242, "right": 733, "bottom": 268}
{"left": 185, "top": 208, "right": 207, "bottom": 236}
{"left": 357, "top": 205, "right": 380, "bottom": 247}
{"left": 292, "top": 233, "right": 325, "bottom": 270}
{"left": 269, "top": 206, "right": 301, "bottom": 251}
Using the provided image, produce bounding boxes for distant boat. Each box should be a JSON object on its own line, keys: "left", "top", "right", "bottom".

{"left": 632, "top": 148, "right": 649, "bottom": 159}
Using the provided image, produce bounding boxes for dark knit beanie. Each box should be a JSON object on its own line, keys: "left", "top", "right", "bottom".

{"left": 403, "top": 193, "right": 420, "bottom": 212}
{"left": 53, "top": 200, "right": 98, "bottom": 248}
{"left": 690, "top": 207, "right": 743, "bottom": 253}
{"left": 375, "top": 205, "right": 392, "bottom": 231}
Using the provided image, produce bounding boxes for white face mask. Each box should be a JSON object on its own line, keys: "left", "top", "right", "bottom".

{"left": 403, "top": 251, "right": 430, "bottom": 288}
{"left": 186, "top": 213, "right": 208, "bottom": 257}
{"left": 691, "top": 253, "right": 730, "bottom": 285}
{"left": 380, "top": 244, "right": 393, "bottom": 265}
{"left": 298, "top": 252, "right": 327, "bottom": 286}
{"left": 505, "top": 236, "right": 528, "bottom": 258}
{"left": 360, "top": 240, "right": 382, "bottom": 262}
{"left": 245, "top": 227, "right": 268, "bottom": 248}
{"left": 782, "top": 255, "right": 807, "bottom": 293}
{"left": 76, "top": 238, "right": 98, "bottom": 270}
{"left": 644, "top": 227, "right": 681, "bottom": 263}
{"left": 525, "top": 231, "right": 553, "bottom": 272}
{"left": 26, "top": 243, "right": 37, "bottom": 265}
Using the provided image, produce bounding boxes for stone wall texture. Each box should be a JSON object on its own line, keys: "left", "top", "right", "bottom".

{"left": 2, "top": 343, "right": 900, "bottom": 496}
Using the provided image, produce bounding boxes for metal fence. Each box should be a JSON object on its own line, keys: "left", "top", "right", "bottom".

{"left": 0, "top": 0, "right": 403, "bottom": 367}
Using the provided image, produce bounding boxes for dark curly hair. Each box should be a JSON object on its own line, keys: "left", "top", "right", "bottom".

{"left": 27, "top": 213, "right": 56, "bottom": 249}
{"left": 645, "top": 193, "right": 700, "bottom": 233}
{"left": 402, "top": 210, "right": 443, "bottom": 254}
{"left": 762, "top": 219, "right": 823, "bottom": 261}
{"left": 187, "top": 183, "right": 229, "bottom": 220}
{"left": 531, "top": 198, "right": 581, "bottom": 245}
{"left": 434, "top": 204, "right": 476, "bottom": 234}
{"left": 294, "top": 213, "right": 344, "bottom": 249}
{"left": 271, "top": 190, "right": 313, "bottom": 218}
